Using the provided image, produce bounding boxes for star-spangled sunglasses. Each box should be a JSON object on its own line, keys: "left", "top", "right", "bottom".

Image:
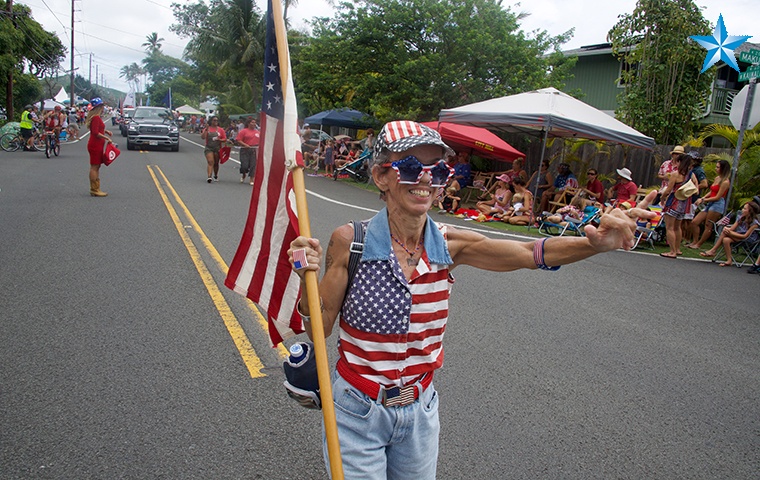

{"left": 381, "top": 156, "right": 454, "bottom": 188}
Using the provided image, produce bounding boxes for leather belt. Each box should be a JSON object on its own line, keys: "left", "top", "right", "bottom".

{"left": 337, "top": 358, "right": 433, "bottom": 407}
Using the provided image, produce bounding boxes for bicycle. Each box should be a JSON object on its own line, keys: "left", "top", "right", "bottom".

{"left": 1, "top": 127, "right": 44, "bottom": 152}
{"left": 0, "top": 131, "right": 24, "bottom": 152}
{"left": 45, "top": 129, "right": 61, "bottom": 158}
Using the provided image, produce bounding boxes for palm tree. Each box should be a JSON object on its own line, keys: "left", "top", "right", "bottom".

{"left": 184, "top": 0, "right": 266, "bottom": 106}
{"left": 119, "top": 63, "right": 144, "bottom": 92}
{"left": 142, "top": 32, "right": 165, "bottom": 53}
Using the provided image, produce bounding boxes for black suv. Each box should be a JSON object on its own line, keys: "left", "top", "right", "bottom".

{"left": 126, "top": 107, "right": 180, "bottom": 151}
{"left": 119, "top": 107, "right": 135, "bottom": 136}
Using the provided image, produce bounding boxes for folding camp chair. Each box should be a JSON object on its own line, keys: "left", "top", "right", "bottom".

{"left": 632, "top": 206, "right": 664, "bottom": 250}
{"left": 335, "top": 150, "right": 371, "bottom": 183}
{"left": 461, "top": 172, "right": 495, "bottom": 205}
{"left": 712, "top": 238, "right": 760, "bottom": 267}
{"left": 548, "top": 187, "right": 579, "bottom": 213}
{"left": 709, "top": 211, "right": 734, "bottom": 239}
{"left": 537, "top": 205, "right": 599, "bottom": 237}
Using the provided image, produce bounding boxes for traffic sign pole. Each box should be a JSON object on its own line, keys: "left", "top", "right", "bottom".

{"left": 726, "top": 77, "right": 757, "bottom": 214}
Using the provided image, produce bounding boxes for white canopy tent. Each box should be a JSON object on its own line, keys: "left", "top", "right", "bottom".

{"left": 438, "top": 87, "right": 655, "bottom": 149}
{"left": 35, "top": 99, "right": 66, "bottom": 111}
{"left": 175, "top": 104, "right": 204, "bottom": 115}
{"left": 53, "top": 86, "right": 68, "bottom": 103}
{"left": 439, "top": 87, "right": 655, "bottom": 206}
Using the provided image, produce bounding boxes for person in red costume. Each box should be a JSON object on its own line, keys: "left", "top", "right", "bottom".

{"left": 85, "top": 97, "right": 113, "bottom": 197}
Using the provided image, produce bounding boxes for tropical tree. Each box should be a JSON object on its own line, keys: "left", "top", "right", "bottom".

{"left": 142, "top": 32, "right": 165, "bottom": 53}
{"left": 171, "top": 0, "right": 266, "bottom": 109}
{"left": 698, "top": 123, "right": 760, "bottom": 208}
{"left": 0, "top": 1, "right": 65, "bottom": 118}
{"left": 292, "top": 0, "right": 575, "bottom": 122}
{"left": 119, "top": 62, "right": 145, "bottom": 92}
{"left": 608, "top": 0, "right": 714, "bottom": 145}
{"left": 142, "top": 50, "right": 190, "bottom": 85}
{"left": 142, "top": 52, "right": 199, "bottom": 108}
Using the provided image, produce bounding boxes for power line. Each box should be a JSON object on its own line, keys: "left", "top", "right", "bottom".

{"left": 19, "top": 0, "right": 186, "bottom": 50}
{"left": 37, "top": 0, "right": 68, "bottom": 33}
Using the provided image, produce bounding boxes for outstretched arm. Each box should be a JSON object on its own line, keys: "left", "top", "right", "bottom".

{"left": 449, "top": 207, "right": 657, "bottom": 271}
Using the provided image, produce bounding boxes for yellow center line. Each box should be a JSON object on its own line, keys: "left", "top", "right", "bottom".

{"left": 147, "top": 165, "right": 267, "bottom": 378}
{"left": 152, "top": 165, "right": 289, "bottom": 359}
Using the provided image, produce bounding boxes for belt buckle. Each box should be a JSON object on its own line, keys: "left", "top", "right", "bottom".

{"left": 381, "top": 384, "right": 416, "bottom": 407}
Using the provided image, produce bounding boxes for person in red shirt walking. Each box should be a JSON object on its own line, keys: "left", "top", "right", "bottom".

{"left": 235, "top": 117, "right": 260, "bottom": 185}
{"left": 201, "top": 116, "right": 227, "bottom": 183}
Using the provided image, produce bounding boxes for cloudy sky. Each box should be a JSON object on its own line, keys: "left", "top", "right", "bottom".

{"left": 17, "top": 0, "right": 758, "bottom": 94}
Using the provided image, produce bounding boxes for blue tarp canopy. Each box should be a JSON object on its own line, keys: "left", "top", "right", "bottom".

{"left": 304, "top": 108, "right": 374, "bottom": 129}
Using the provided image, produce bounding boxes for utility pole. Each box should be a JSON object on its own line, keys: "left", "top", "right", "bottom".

{"left": 6, "top": 0, "right": 13, "bottom": 120}
{"left": 69, "top": 0, "right": 75, "bottom": 108}
{"left": 88, "top": 53, "right": 92, "bottom": 84}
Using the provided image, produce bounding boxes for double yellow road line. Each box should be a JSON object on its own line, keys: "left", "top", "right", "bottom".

{"left": 146, "top": 165, "right": 288, "bottom": 378}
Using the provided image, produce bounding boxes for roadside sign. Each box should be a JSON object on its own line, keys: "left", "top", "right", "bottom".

{"left": 738, "top": 65, "right": 760, "bottom": 82}
{"left": 739, "top": 52, "right": 760, "bottom": 64}
{"left": 730, "top": 84, "right": 760, "bottom": 130}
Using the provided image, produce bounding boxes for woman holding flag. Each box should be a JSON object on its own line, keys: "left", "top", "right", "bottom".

{"left": 288, "top": 121, "right": 655, "bottom": 479}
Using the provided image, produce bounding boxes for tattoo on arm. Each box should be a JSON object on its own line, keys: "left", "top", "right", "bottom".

{"left": 324, "top": 253, "right": 334, "bottom": 272}
{"left": 323, "top": 239, "right": 335, "bottom": 272}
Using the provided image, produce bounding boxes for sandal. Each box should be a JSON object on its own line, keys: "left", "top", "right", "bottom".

{"left": 718, "top": 262, "right": 732, "bottom": 267}
{"left": 699, "top": 251, "right": 714, "bottom": 258}
{"left": 660, "top": 252, "right": 677, "bottom": 258}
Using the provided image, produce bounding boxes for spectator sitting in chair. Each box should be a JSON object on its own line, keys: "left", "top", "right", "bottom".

{"left": 475, "top": 175, "right": 511, "bottom": 217}
{"left": 699, "top": 201, "right": 760, "bottom": 266}
{"left": 436, "top": 177, "right": 461, "bottom": 214}
{"left": 335, "top": 144, "right": 361, "bottom": 171}
{"left": 504, "top": 177, "right": 534, "bottom": 225}
{"left": 606, "top": 168, "right": 638, "bottom": 208}
{"left": 538, "top": 163, "right": 578, "bottom": 213}
{"left": 527, "top": 159, "right": 553, "bottom": 207}
{"left": 576, "top": 169, "right": 605, "bottom": 209}
{"left": 542, "top": 196, "right": 585, "bottom": 226}
{"left": 453, "top": 151, "right": 472, "bottom": 187}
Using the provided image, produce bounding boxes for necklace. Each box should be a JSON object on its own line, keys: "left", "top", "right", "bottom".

{"left": 390, "top": 233, "right": 423, "bottom": 266}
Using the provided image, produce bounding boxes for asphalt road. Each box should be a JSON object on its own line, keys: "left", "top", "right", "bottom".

{"left": 1, "top": 133, "right": 758, "bottom": 479}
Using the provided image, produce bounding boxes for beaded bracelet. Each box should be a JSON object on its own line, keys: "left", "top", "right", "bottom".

{"left": 533, "top": 237, "right": 560, "bottom": 271}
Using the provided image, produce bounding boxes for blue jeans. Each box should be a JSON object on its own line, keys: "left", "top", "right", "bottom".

{"left": 323, "top": 369, "right": 440, "bottom": 480}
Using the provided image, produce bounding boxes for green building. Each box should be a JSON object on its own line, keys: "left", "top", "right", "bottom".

{"left": 561, "top": 41, "right": 760, "bottom": 140}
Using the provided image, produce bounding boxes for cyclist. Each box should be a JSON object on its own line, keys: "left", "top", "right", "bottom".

{"left": 41, "top": 106, "right": 65, "bottom": 153}
{"left": 45, "top": 106, "right": 66, "bottom": 137}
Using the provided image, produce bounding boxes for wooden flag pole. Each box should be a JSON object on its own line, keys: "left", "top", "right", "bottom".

{"left": 292, "top": 171, "right": 344, "bottom": 480}
{"left": 270, "top": 2, "right": 344, "bottom": 479}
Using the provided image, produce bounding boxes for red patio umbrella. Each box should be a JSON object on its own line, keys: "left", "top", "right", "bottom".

{"left": 421, "top": 121, "right": 524, "bottom": 161}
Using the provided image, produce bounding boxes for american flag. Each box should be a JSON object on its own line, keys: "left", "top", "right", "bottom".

{"left": 225, "top": 0, "right": 305, "bottom": 346}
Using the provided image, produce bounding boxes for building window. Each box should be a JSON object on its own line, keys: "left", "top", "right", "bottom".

{"left": 617, "top": 60, "right": 639, "bottom": 87}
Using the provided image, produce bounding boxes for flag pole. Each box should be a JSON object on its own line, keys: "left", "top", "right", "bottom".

{"left": 270, "top": 2, "right": 344, "bottom": 479}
